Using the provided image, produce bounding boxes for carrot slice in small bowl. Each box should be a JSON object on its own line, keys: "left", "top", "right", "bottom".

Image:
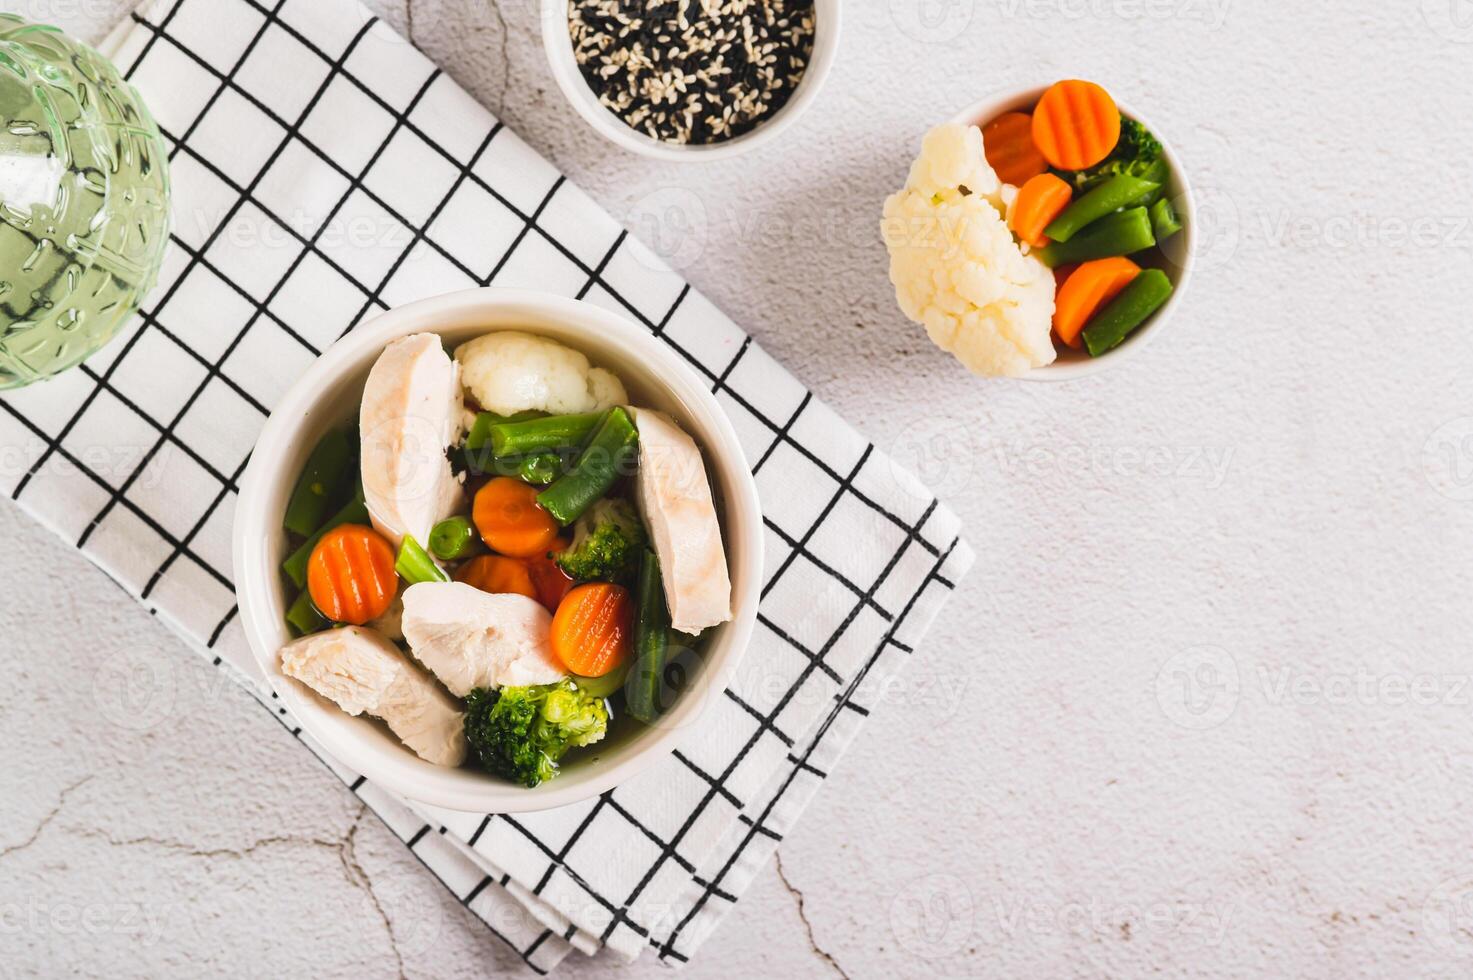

{"left": 1008, "top": 173, "right": 1074, "bottom": 249}
{"left": 1031, "top": 80, "right": 1121, "bottom": 171}
{"left": 982, "top": 111, "right": 1048, "bottom": 188}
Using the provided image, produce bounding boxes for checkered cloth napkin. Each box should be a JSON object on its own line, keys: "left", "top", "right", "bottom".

{"left": 0, "top": 0, "right": 974, "bottom": 970}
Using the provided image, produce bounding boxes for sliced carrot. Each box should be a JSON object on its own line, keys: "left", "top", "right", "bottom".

{"left": 1054, "top": 263, "right": 1081, "bottom": 288}
{"left": 550, "top": 583, "right": 632, "bottom": 678}
{"left": 455, "top": 555, "right": 538, "bottom": 602}
{"left": 527, "top": 539, "right": 575, "bottom": 613}
{"left": 306, "top": 524, "right": 398, "bottom": 625}
{"left": 1031, "top": 80, "right": 1121, "bottom": 171}
{"left": 982, "top": 112, "right": 1048, "bottom": 188}
{"left": 472, "top": 477, "right": 561, "bottom": 558}
{"left": 1053, "top": 257, "right": 1142, "bottom": 349}
{"left": 1008, "top": 173, "right": 1074, "bottom": 249}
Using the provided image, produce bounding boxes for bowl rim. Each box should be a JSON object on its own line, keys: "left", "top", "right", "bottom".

{"left": 233, "top": 288, "right": 763, "bottom": 813}
{"left": 539, "top": 0, "right": 841, "bottom": 162}
{"left": 950, "top": 84, "right": 1197, "bottom": 381}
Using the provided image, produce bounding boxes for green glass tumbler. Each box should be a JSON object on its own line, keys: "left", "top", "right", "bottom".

{"left": 0, "top": 14, "right": 170, "bottom": 389}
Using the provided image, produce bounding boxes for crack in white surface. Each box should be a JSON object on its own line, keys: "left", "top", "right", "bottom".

{"left": 338, "top": 805, "right": 409, "bottom": 980}
{"left": 72, "top": 827, "right": 346, "bottom": 859}
{"left": 72, "top": 805, "right": 412, "bottom": 980}
{"left": 0, "top": 776, "right": 92, "bottom": 861}
{"left": 774, "top": 852, "right": 851, "bottom": 980}
{"left": 486, "top": 0, "right": 510, "bottom": 115}
{"left": 34, "top": 798, "right": 408, "bottom": 977}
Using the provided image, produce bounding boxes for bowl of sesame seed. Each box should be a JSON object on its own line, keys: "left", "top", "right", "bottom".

{"left": 543, "top": 0, "right": 839, "bottom": 161}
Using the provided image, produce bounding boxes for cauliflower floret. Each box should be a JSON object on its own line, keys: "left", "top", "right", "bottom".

{"left": 904, "top": 122, "right": 1004, "bottom": 207}
{"left": 455, "top": 331, "right": 628, "bottom": 416}
{"left": 881, "top": 124, "right": 1057, "bottom": 378}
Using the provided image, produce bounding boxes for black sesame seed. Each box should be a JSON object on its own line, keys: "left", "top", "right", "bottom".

{"left": 569, "top": 0, "right": 817, "bottom": 146}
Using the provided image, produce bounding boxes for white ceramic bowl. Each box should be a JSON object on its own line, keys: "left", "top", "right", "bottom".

{"left": 234, "top": 289, "right": 763, "bottom": 813}
{"left": 952, "top": 86, "right": 1197, "bottom": 381}
{"left": 541, "top": 0, "right": 840, "bottom": 162}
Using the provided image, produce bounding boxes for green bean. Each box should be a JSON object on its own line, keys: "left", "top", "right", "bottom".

{"left": 282, "top": 483, "right": 368, "bottom": 589}
{"left": 1044, "top": 175, "right": 1160, "bottom": 243}
{"left": 1037, "top": 207, "right": 1155, "bottom": 268}
{"left": 460, "top": 410, "right": 568, "bottom": 478}
{"left": 464, "top": 410, "right": 545, "bottom": 452}
{"left": 1082, "top": 269, "right": 1175, "bottom": 356}
{"left": 283, "top": 427, "right": 355, "bottom": 537}
{"left": 428, "top": 516, "right": 482, "bottom": 560}
{"left": 1149, "top": 197, "right": 1183, "bottom": 242}
{"left": 536, "top": 408, "right": 639, "bottom": 525}
{"left": 461, "top": 447, "right": 524, "bottom": 477}
{"left": 461, "top": 447, "right": 570, "bottom": 481}
{"left": 286, "top": 589, "right": 330, "bottom": 636}
{"left": 395, "top": 534, "right": 450, "bottom": 585}
{"left": 518, "top": 453, "right": 564, "bottom": 486}
{"left": 489, "top": 412, "right": 603, "bottom": 457}
{"left": 626, "top": 549, "right": 670, "bottom": 723}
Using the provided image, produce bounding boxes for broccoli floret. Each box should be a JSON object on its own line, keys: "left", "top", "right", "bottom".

{"left": 555, "top": 498, "right": 646, "bottom": 584}
{"left": 1063, "top": 117, "right": 1164, "bottom": 192}
{"left": 463, "top": 682, "right": 609, "bottom": 788}
{"left": 1115, "top": 118, "right": 1162, "bottom": 164}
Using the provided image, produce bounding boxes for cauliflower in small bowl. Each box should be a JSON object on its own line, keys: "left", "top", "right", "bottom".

{"left": 881, "top": 123, "right": 1057, "bottom": 378}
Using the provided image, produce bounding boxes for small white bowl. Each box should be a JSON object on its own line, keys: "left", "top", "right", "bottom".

{"left": 234, "top": 289, "right": 763, "bottom": 813}
{"left": 952, "top": 86, "right": 1196, "bottom": 381}
{"left": 541, "top": 0, "right": 840, "bottom": 162}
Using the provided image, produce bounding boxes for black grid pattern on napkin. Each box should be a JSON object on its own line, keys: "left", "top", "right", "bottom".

{"left": 0, "top": 0, "right": 972, "bottom": 972}
{"left": 3, "top": 0, "right": 955, "bottom": 647}
{"left": 657, "top": 535, "right": 963, "bottom": 962}
{"left": 446, "top": 459, "right": 964, "bottom": 958}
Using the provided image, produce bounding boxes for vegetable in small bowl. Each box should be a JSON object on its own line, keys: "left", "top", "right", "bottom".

{"left": 957, "top": 82, "right": 1196, "bottom": 380}
{"left": 234, "top": 289, "right": 762, "bottom": 814}
{"left": 880, "top": 81, "right": 1194, "bottom": 382}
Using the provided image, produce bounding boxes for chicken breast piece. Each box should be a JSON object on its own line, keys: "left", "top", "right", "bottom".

{"left": 631, "top": 408, "right": 732, "bottom": 633}
{"left": 400, "top": 582, "right": 566, "bottom": 696}
{"left": 279, "top": 626, "right": 466, "bottom": 767}
{"left": 360, "top": 333, "right": 463, "bottom": 550}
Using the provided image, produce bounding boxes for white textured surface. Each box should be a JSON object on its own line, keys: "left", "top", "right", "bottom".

{"left": 5, "top": 0, "right": 1473, "bottom": 976}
